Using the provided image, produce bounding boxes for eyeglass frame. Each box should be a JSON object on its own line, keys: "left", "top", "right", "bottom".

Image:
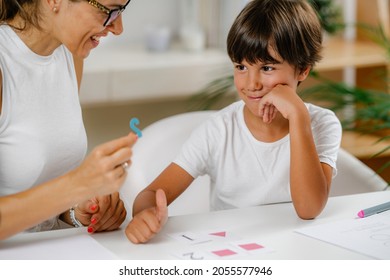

{"left": 86, "top": 0, "right": 131, "bottom": 27}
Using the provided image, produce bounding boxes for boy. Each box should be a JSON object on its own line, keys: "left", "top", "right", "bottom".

{"left": 125, "top": 0, "right": 342, "bottom": 244}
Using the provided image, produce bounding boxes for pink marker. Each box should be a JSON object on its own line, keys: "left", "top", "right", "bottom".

{"left": 357, "top": 201, "right": 390, "bottom": 218}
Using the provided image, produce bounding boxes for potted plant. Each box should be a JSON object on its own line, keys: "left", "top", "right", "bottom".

{"left": 300, "top": 25, "right": 390, "bottom": 179}
{"left": 308, "top": 0, "right": 343, "bottom": 35}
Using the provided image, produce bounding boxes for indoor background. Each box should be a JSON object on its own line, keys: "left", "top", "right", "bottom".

{"left": 80, "top": 0, "right": 389, "bottom": 182}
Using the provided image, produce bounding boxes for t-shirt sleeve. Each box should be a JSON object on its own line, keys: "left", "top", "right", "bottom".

{"left": 311, "top": 107, "right": 342, "bottom": 177}
{"left": 173, "top": 118, "right": 219, "bottom": 179}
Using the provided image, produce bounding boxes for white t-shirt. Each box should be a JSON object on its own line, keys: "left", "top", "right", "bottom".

{"left": 0, "top": 25, "right": 87, "bottom": 231}
{"left": 174, "top": 101, "right": 342, "bottom": 211}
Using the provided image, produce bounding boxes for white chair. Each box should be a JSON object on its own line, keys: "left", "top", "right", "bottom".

{"left": 330, "top": 148, "right": 388, "bottom": 196}
{"left": 121, "top": 111, "right": 215, "bottom": 218}
{"left": 120, "top": 111, "right": 388, "bottom": 219}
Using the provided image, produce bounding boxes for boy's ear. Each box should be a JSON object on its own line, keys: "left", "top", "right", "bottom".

{"left": 297, "top": 67, "right": 311, "bottom": 81}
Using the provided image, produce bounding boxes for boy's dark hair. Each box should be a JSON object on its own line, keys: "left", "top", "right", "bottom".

{"left": 227, "top": 0, "right": 323, "bottom": 73}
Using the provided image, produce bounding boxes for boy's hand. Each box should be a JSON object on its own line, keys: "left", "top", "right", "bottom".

{"left": 125, "top": 189, "right": 168, "bottom": 244}
{"left": 258, "top": 84, "right": 304, "bottom": 123}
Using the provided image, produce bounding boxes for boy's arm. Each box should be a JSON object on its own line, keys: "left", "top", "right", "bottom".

{"left": 259, "top": 84, "right": 333, "bottom": 219}
{"left": 126, "top": 163, "right": 194, "bottom": 244}
{"left": 288, "top": 108, "right": 332, "bottom": 220}
{"left": 133, "top": 163, "right": 195, "bottom": 216}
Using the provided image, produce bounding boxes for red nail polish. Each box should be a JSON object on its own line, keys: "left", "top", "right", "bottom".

{"left": 90, "top": 204, "right": 97, "bottom": 211}
{"left": 91, "top": 218, "right": 97, "bottom": 224}
{"left": 88, "top": 227, "right": 94, "bottom": 233}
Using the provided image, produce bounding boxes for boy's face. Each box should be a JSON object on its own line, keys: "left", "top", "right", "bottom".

{"left": 233, "top": 49, "right": 309, "bottom": 118}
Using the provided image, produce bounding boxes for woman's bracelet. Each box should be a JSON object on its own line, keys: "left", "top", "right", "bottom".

{"left": 69, "top": 206, "right": 84, "bottom": 228}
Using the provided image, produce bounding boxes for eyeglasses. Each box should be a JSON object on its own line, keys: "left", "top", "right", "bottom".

{"left": 86, "top": 0, "right": 131, "bottom": 27}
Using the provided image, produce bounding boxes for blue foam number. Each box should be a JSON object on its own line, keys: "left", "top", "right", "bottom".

{"left": 129, "top": 117, "right": 142, "bottom": 138}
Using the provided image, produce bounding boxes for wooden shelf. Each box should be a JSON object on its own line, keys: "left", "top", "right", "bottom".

{"left": 341, "top": 131, "right": 390, "bottom": 159}
{"left": 316, "top": 37, "right": 387, "bottom": 72}
{"left": 341, "top": 131, "right": 390, "bottom": 182}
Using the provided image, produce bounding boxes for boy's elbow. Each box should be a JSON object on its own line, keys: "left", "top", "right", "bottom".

{"left": 0, "top": 229, "right": 13, "bottom": 241}
{"left": 294, "top": 203, "right": 325, "bottom": 220}
{"left": 293, "top": 192, "right": 328, "bottom": 220}
{"left": 296, "top": 212, "right": 317, "bottom": 220}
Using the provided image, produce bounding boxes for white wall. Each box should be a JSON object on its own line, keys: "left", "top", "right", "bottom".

{"left": 99, "top": 0, "right": 248, "bottom": 50}
{"left": 100, "top": 0, "right": 181, "bottom": 48}
{"left": 82, "top": 0, "right": 247, "bottom": 150}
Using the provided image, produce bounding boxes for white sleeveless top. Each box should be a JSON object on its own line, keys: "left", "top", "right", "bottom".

{"left": 0, "top": 25, "right": 87, "bottom": 230}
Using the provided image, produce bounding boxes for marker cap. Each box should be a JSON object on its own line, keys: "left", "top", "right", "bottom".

{"left": 357, "top": 210, "right": 365, "bottom": 218}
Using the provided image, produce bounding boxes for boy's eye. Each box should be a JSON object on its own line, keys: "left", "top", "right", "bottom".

{"left": 262, "top": 66, "right": 274, "bottom": 72}
{"left": 235, "top": 64, "right": 247, "bottom": 71}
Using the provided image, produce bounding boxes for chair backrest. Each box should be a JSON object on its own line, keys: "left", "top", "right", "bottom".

{"left": 121, "top": 111, "right": 388, "bottom": 218}
{"left": 121, "top": 111, "right": 215, "bottom": 218}
{"left": 330, "top": 148, "right": 388, "bottom": 196}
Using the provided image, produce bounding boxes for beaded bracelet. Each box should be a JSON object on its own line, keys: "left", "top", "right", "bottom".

{"left": 69, "top": 206, "right": 84, "bottom": 228}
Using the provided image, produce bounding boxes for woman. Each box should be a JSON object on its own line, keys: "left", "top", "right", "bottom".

{"left": 0, "top": 0, "right": 136, "bottom": 240}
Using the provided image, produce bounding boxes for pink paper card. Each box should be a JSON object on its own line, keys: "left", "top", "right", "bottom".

{"left": 239, "top": 243, "right": 264, "bottom": 251}
{"left": 212, "top": 249, "right": 237, "bottom": 257}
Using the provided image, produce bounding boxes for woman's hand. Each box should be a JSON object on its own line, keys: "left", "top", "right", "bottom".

{"left": 75, "top": 192, "right": 127, "bottom": 233}
{"left": 67, "top": 133, "right": 138, "bottom": 201}
{"left": 61, "top": 133, "right": 136, "bottom": 232}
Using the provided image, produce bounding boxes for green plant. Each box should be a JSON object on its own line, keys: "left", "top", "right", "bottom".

{"left": 300, "top": 72, "right": 390, "bottom": 158}
{"left": 300, "top": 72, "right": 390, "bottom": 177}
{"left": 301, "top": 72, "right": 390, "bottom": 131}
{"left": 189, "top": 75, "right": 235, "bottom": 110}
{"left": 300, "top": 24, "right": 390, "bottom": 178}
{"left": 308, "top": 0, "right": 344, "bottom": 35}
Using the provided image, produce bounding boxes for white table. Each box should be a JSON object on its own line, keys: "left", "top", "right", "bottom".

{"left": 1, "top": 191, "right": 389, "bottom": 260}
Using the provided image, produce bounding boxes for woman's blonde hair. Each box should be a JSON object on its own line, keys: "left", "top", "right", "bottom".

{"left": 0, "top": 0, "right": 45, "bottom": 30}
